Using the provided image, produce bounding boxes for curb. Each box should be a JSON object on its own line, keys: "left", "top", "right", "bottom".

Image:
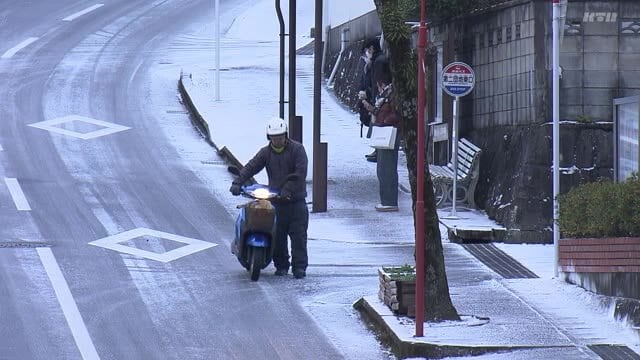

{"left": 178, "top": 71, "right": 215, "bottom": 148}
{"left": 178, "top": 70, "right": 254, "bottom": 183}
{"left": 353, "top": 297, "right": 543, "bottom": 359}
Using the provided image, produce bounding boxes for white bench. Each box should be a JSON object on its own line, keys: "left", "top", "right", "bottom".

{"left": 429, "top": 138, "right": 482, "bottom": 208}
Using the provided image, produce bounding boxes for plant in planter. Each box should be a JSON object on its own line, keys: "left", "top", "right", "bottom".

{"left": 378, "top": 265, "right": 416, "bottom": 317}
{"left": 558, "top": 176, "right": 640, "bottom": 300}
{"left": 559, "top": 176, "right": 640, "bottom": 238}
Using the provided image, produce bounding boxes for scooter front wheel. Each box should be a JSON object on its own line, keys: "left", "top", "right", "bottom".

{"left": 250, "top": 247, "right": 265, "bottom": 281}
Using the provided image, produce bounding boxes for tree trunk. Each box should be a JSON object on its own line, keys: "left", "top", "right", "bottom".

{"left": 374, "top": 0, "right": 460, "bottom": 322}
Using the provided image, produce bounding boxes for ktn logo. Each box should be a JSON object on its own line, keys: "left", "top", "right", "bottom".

{"left": 583, "top": 12, "right": 618, "bottom": 23}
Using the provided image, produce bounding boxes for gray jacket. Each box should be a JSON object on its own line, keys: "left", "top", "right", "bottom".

{"left": 235, "top": 140, "right": 308, "bottom": 202}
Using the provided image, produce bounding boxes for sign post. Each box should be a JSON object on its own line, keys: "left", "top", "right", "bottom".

{"left": 441, "top": 62, "right": 475, "bottom": 218}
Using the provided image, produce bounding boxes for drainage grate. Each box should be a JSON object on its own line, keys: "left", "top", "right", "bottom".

{"left": 462, "top": 243, "right": 538, "bottom": 279}
{"left": 0, "top": 242, "right": 50, "bottom": 248}
{"left": 589, "top": 345, "right": 640, "bottom": 360}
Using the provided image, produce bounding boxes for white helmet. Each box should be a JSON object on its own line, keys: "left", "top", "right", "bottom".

{"left": 266, "top": 117, "right": 288, "bottom": 136}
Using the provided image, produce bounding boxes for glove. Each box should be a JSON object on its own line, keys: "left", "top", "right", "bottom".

{"left": 279, "top": 188, "right": 292, "bottom": 202}
{"left": 229, "top": 183, "right": 241, "bottom": 196}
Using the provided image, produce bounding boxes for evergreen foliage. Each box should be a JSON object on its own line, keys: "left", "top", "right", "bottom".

{"left": 559, "top": 176, "right": 640, "bottom": 238}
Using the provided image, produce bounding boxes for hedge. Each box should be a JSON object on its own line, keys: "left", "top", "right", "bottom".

{"left": 559, "top": 176, "right": 640, "bottom": 238}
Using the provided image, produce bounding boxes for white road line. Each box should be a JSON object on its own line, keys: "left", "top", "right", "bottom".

{"left": 4, "top": 178, "right": 31, "bottom": 211}
{"left": 0, "top": 144, "right": 3, "bottom": 151}
{"left": 1, "top": 37, "right": 39, "bottom": 59}
{"left": 62, "top": 4, "right": 104, "bottom": 22}
{"left": 37, "top": 248, "right": 101, "bottom": 360}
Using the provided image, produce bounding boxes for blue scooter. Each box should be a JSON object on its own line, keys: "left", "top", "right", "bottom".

{"left": 232, "top": 183, "right": 278, "bottom": 281}
{"left": 229, "top": 167, "right": 297, "bottom": 281}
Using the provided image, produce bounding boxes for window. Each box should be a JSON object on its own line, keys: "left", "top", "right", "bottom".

{"left": 515, "top": 24, "right": 521, "bottom": 39}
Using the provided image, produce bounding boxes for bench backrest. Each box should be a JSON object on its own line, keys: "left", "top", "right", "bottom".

{"left": 448, "top": 138, "right": 482, "bottom": 179}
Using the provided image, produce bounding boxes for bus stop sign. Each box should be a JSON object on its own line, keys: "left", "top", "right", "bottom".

{"left": 442, "top": 62, "right": 475, "bottom": 98}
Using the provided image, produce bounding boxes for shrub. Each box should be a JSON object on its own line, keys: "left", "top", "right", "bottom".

{"left": 559, "top": 176, "right": 640, "bottom": 238}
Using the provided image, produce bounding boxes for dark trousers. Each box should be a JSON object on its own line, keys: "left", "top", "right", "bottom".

{"left": 273, "top": 200, "right": 309, "bottom": 271}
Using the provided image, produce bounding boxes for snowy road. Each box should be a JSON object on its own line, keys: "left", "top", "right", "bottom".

{"left": 0, "top": 1, "right": 394, "bottom": 358}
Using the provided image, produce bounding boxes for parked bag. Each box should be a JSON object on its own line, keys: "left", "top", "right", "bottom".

{"left": 369, "top": 126, "right": 397, "bottom": 150}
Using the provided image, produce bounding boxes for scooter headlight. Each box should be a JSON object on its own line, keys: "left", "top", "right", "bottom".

{"left": 252, "top": 188, "right": 273, "bottom": 199}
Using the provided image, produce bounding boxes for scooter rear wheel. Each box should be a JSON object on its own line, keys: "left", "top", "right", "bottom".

{"left": 250, "top": 247, "right": 265, "bottom": 281}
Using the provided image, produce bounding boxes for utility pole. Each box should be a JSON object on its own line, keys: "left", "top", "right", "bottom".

{"left": 415, "top": 0, "right": 427, "bottom": 337}
{"left": 552, "top": 0, "right": 560, "bottom": 278}
{"left": 275, "top": 0, "right": 285, "bottom": 119}
{"left": 312, "top": 0, "right": 327, "bottom": 213}
{"left": 288, "top": 0, "right": 299, "bottom": 141}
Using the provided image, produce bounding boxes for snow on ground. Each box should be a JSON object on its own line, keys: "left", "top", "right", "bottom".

{"left": 172, "top": 0, "right": 640, "bottom": 356}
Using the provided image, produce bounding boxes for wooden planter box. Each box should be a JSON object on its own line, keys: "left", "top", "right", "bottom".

{"left": 378, "top": 267, "right": 416, "bottom": 317}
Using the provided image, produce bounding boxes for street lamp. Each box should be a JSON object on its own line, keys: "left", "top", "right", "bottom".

{"left": 215, "top": 0, "right": 220, "bottom": 101}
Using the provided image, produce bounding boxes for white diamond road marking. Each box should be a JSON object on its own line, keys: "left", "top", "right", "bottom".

{"left": 28, "top": 115, "right": 130, "bottom": 140}
{"left": 89, "top": 228, "right": 217, "bottom": 262}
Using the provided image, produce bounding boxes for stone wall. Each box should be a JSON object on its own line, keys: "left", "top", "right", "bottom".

{"left": 470, "top": 123, "right": 613, "bottom": 242}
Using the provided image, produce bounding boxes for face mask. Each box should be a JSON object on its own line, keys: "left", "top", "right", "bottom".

{"left": 270, "top": 143, "right": 286, "bottom": 153}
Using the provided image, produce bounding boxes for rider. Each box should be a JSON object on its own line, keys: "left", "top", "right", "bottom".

{"left": 229, "top": 117, "right": 309, "bottom": 279}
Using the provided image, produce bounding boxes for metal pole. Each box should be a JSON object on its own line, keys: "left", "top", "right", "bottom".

{"left": 275, "top": 0, "right": 285, "bottom": 119}
{"left": 312, "top": 0, "right": 327, "bottom": 213}
{"left": 553, "top": 0, "right": 560, "bottom": 278}
{"left": 415, "top": 0, "right": 427, "bottom": 338}
{"left": 288, "top": 0, "right": 297, "bottom": 138}
{"left": 450, "top": 97, "right": 459, "bottom": 218}
{"left": 313, "top": 0, "right": 322, "bottom": 148}
{"left": 215, "top": 0, "right": 220, "bottom": 101}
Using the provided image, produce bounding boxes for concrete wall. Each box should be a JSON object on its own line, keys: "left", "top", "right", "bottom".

{"left": 561, "top": 0, "right": 640, "bottom": 121}
{"left": 450, "top": 0, "right": 640, "bottom": 125}
{"left": 564, "top": 272, "right": 640, "bottom": 299}
{"left": 463, "top": 0, "right": 545, "bottom": 127}
{"left": 326, "top": 10, "right": 381, "bottom": 57}
{"left": 325, "top": 0, "right": 375, "bottom": 29}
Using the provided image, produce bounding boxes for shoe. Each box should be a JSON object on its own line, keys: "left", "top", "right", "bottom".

{"left": 365, "top": 150, "right": 377, "bottom": 163}
{"left": 293, "top": 270, "right": 306, "bottom": 279}
{"left": 375, "top": 204, "right": 399, "bottom": 212}
{"left": 274, "top": 269, "right": 288, "bottom": 276}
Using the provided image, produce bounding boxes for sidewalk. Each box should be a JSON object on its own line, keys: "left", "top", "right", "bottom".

{"left": 176, "top": 2, "right": 640, "bottom": 358}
